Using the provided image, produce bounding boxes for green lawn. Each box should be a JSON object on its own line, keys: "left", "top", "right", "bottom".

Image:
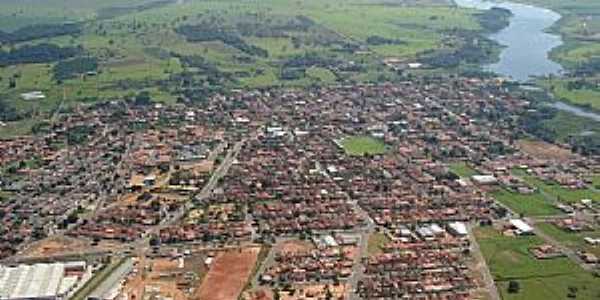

{"left": 475, "top": 226, "right": 600, "bottom": 300}
{"left": 492, "top": 189, "right": 562, "bottom": 217}
{"left": 341, "top": 136, "right": 387, "bottom": 156}
{"left": 449, "top": 162, "right": 478, "bottom": 178}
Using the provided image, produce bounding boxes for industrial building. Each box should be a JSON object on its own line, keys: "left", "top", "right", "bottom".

{"left": 0, "top": 261, "right": 87, "bottom": 300}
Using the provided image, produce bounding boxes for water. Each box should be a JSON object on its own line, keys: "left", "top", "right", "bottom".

{"left": 454, "top": 0, "right": 563, "bottom": 81}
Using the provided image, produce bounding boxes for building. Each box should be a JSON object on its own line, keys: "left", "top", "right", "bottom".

{"left": 0, "top": 262, "right": 87, "bottom": 300}
{"left": 471, "top": 175, "right": 498, "bottom": 185}
{"left": 509, "top": 219, "right": 534, "bottom": 235}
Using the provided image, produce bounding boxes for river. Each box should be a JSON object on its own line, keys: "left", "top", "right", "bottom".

{"left": 454, "top": 0, "right": 563, "bottom": 82}
{"left": 455, "top": 0, "right": 600, "bottom": 121}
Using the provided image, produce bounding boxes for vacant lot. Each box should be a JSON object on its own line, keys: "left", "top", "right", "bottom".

{"left": 511, "top": 169, "right": 599, "bottom": 203}
{"left": 537, "top": 222, "right": 600, "bottom": 257}
{"left": 475, "top": 226, "right": 600, "bottom": 300}
{"left": 449, "top": 162, "right": 479, "bottom": 178}
{"left": 194, "top": 247, "right": 261, "bottom": 300}
{"left": 367, "top": 232, "right": 390, "bottom": 256}
{"left": 517, "top": 139, "right": 574, "bottom": 161}
{"left": 492, "top": 189, "right": 562, "bottom": 217}
{"left": 341, "top": 136, "right": 386, "bottom": 156}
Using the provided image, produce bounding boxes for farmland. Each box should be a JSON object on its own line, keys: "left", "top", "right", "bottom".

{"left": 475, "top": 227, "right": 600, "bottom": 300}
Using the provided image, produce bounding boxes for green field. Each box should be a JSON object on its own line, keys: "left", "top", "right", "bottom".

{"left": 537, "top": 222, "right": 600, "bottom": 257}
{"left": 475, "top": 226, "right": 600, "bottom": 300}
{"left": 492, "top": 189, "right": 562, "bottom": 217}
{"left": 341, "top": 136, "right": 387, "bottom": 156}
{"left": 512, "top": 170, "right": 599, "bottom": 203}
{"left": 448, "top": 162, "right": 478, "bottom": 178}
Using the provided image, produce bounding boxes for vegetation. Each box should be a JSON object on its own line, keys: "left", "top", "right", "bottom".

{"left": 0, "top": 0, "right": 509, "bottom": 138}
{"left": 448, "top": 162, "right": 478, "bottom": 178}
{"left": 519, "top": 96, "right": 600, "bottom": 155}
{"left": 513, "top": 169, "right": 599, "bottom": 203}
{"left": 367, "top": 232, "right": 390, "bottom": 256}
{"left": 70, "top": 257, "right": 127, "bottom": 300}
{"left": 341, "top": 136, "right": 387, "bottom": 156}
{"left": 0, "top": 23, "right": 81, "bottom": 44}
{"left": 475, "top": 226, "right": 600, "bottom": 300}
{"left": 537, "top": 222, "right": 600, "bottom": 257}
{"left": 0, "top": 43, "right": 82, "bottom": 67}
{"left": 492, "top": 189, "right": 562, "bottom": 217}
{"left": 53, "top": 57, "right": 98, "bottom": 80}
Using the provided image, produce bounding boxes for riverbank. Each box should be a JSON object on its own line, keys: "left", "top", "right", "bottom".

{"left": 454, "top": 0, "right": 563, "bottom": 81}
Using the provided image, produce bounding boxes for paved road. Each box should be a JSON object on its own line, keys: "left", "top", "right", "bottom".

{"left": 347, "top": 200, "right": 375, "bottom": 300}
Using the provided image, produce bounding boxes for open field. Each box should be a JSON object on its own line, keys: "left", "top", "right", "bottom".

{"left": 448, "top": 161, "right": 478, "bottom": 178}
{"left": 341, "top": 136, "right": 387, "bottom": 156}
{"left": 491, "top": 189, "right": 562, "bottom": 217}
{"left": 475, "top": 226, "right": 600, "bottom": 300}
{"left": 537, "top": 222, "right": 600, "bottom": 257}
{"left": 513, "top": 169, "right": 599, "bottom": 203}
{"left": 516, "top": 139, "right": 574, "bottom": 161}
{"left": 195, "top": 246, "right": 261, "bottom": 300}
{"left": 538, "top": 78, "right": 600, "bottom": 111}
{"left": 367, "top": 232, "right": 390, "bottom": 256}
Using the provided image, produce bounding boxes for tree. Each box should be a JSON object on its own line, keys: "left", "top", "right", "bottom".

{"left": 508, "top": 280, "right": 520, "bottom": 294}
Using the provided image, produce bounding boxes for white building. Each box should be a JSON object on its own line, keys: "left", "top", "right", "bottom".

{"left": 0, "top": 262, "right": 86, "bottom": 300}
{"left": 509, "top": 219, "right": 534, "bottom": 235}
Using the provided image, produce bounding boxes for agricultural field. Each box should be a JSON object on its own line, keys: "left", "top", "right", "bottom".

{"left": 491, "top": 189, "right": 562, "bottom": 217}
{"left": 475, "top": 226, "right": 600, "bottom": 300}
{"left": 0, "top": 0, "right": 501, "bottom": 138}
{"left": 341, "top": 136, "right": 387, "bottom": 156}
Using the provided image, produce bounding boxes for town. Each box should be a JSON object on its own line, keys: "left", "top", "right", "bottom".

{"left": 1, "top": 77, "right": 599, "bottom": 299}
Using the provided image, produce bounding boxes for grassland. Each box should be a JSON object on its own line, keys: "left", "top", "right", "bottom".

{"left": 512, "top": 169, "right": 599, "bottom": 203}
{"left": 538, "top": 78, "right": 600, "bottom": 111}
{"left": 475, "top": 226, "right": 600, "bottom": 300}
{"left": 491, "top": 189, "right": 562, "bottom": 217}
{"left": 448, "top": 162, "right": 478, "bottom": 178}
{"left": 537, "top": 222, "right": 600, "bottom": 257}
{"left": 341, "top": 136, "right": 387, "bottom": 156}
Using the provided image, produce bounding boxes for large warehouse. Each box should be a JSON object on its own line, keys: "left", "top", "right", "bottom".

{"left": 0, "top": 262, "right": 87, "bottom": 300}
